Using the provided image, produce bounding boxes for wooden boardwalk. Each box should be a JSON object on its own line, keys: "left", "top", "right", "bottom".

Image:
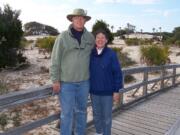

{"left": 87, "top": 86, "right": 180, "bottom": 135}
{"left": 1, "top": 64, "right": 180, "bottom": 135}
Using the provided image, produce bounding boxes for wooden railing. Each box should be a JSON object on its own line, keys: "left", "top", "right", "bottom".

{"left": 0, "top": 64, "right": 180, "bottom": 135}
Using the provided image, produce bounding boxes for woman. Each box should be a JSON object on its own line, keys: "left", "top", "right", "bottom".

{"left": 90, "top": 29, "right": 123, "bottom": 135}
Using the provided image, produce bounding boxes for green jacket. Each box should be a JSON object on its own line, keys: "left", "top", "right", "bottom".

{"left": 50, "top": 25, "right": 94, "bottom": 82}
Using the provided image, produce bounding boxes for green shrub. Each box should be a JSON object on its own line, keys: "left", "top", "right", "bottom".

{"left": 163, "top": 38, "right": 174, "bottom": 46}
{"left": 139, "top": 39, "right": 153, "bottom": 45}
{"left": 0, "top": 77, "right": 8, "bottom": 95}
{"left": 125, "top": 38, "right": 154, "bottom": 46}
{"left": 112, "top": 47, "right": 136, "bottom": 67}
{"left": 175, "top": 40, "right": 180, "bottom": 47}
{"left": 36, "top": 36, "right": 56, "bottom": 53}
{"left": 20, "top": 37, "right": 33, "bottom": 48}
{"left": 176, "top": 52, "right": 180, "bottom": 56}
{"left": 140, "top": 45, "right": 169, "bottom": 66}
{"left": 125, "top": 38, "right": 139, "bottom": 46}
{"left": 124, "top": 75, "right": 136, "bottom": 83}
{"left": 12, "top": 112, "right": 21, "bottom": 127}
{"left": 0, "top": 114, "right": 8, "bottom": 129}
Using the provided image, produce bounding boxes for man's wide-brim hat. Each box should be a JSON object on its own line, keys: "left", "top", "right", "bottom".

{"left": 67, "top": 8, "right": 91, "bottom": 22}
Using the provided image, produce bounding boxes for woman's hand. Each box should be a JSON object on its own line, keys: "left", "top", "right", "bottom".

{"left": 52, "top": 82, "right": 60, "bottom": 93}
{"left": 113, "top": 92, "right": 120, "bottom": 104}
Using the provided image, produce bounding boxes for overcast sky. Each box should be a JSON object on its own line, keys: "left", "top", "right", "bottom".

{"left": 0, "top": 0, "right": 180, "bottom": 33}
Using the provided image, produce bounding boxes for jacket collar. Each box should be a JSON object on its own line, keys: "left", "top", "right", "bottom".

{"left": 68, "top": 24, "right": 87, "bottom": 49}
{"left": 92, "top": 46, "right": 107, "bottom": 56}
{"left": 68, "top": 24, "right": 87, "bottom": 37}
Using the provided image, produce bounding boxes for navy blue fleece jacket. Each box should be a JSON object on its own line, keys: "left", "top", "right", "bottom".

{"left": 90, "top": 47, "right": 123, "bottom": 96}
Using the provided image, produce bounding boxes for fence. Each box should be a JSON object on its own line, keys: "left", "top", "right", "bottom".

{"left": 0, "top": 64, "right": 180, "bottom": 135}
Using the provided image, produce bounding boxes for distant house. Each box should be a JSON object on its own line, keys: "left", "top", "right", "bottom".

{"left": 125, "top": 33, "right": 161, "bottom": 40}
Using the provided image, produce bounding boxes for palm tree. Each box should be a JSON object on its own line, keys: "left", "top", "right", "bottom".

{"left": 159, "top": 27, "right": 162, "bottom": 32}
{"left": 111, "top": 25, "right": 114, "bottom": 33}
{"left": 159, "top": 27, "right": 162, "bottom": 41}
{"left": 140, "top": 29, "right": 143, "bottom": 39}
{"left": 119, "top": 27, "right": 121, "bottom": 38}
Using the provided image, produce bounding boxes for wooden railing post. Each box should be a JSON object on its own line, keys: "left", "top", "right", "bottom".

{"left": 160, "top": 66, "right": 165, "bottom": 89}
{"left": 143, "top": 71, "right": 148, "bottom": 96}
{"left": 118, "top": 75, "right": 125, "bottom": 108}
{"left": 172, "top": 67, "right": 176, "bottom": 86}
{"left": 119, "top": 92, "right": 123, "bottom": 107}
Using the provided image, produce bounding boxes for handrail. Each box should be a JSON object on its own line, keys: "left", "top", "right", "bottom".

{"left": 0, "top": 64, "right": 180, "bottom": 135}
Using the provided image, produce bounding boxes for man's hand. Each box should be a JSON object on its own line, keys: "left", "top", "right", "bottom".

{"left": 52, "top": 82, "right": 60, "bottom": 93}
{"left": 113, "top": 92, "right": 120, "bottom": 104}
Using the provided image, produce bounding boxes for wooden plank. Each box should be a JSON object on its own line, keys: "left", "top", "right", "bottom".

{"left": 114, "top": 115, "right": 168, "bottom": 132}
{"left": 145, "top": 99, "right": 180, "bottom": 108}
{"left": 139, "top": 103, "right": 180, "bottom": 114}
{"left": 113, "top": 119, "right": 163, "bottom": 135}
{"left": 87, "top": 126, "right": 133, "bottom": 135}
{"left": 116, "top": 112, "right": 172, "bottom": 129}
{"left": 125, "top": 109, "right": 176, "bottom": 124}
{"left": 136, "top": 99, "right": 180, "bottom": 113}
{"left": 134, "top": 104, "right": 180, "bottom": 118}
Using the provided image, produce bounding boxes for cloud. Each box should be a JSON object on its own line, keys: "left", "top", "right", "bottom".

{"left": 163, "top": 9, "right": 180, "bottom": 17}
{"left": 144, "top": 8, "right": 180, "bottom": 17}
{"left": 144, "top": 9, "right": 162, "bottom": 15}
{"left": 131, "top": 0, "right": 159, "bottom": 5}
{"left": 95, "top": 0, "right": 125, "bottom": 4}
{"left": 94, "top": 0, "right": 159, "bottom": 4}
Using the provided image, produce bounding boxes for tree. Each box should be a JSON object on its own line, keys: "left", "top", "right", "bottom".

{"left": 159, "top": 27, "right": 162, "bottom": 41}
{"left": 172, "top": 27, "right": 180, "bottom": 41}
{"left": 92, "top": 20, "right": 114, "bottom": 44}
{"left": 115, "top": 28, "right": 127, "bottom": 39}
{"left": 140, "top": 29, "right": 143, "bottom": 39}
{"left": 0, "top": 4, "right": 25, "bottom": 68}
{"left": 24, "top": 21, "right": 59, "bottom": 36}
{"left": 111, "top": 25, "right": 114, "bottom": 33}
{"left": 140, "top": 29, "right": 143, "bottom": 33}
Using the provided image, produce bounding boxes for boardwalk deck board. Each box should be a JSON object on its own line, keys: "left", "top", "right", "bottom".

{"left": 87, "top": 86, "right": 180, "bottom": 135}
{"left": 114, "top": 114, "right": 170, "bottom": 131}
{"left": 125, "top": 110, "right": 175, "bottom": 124}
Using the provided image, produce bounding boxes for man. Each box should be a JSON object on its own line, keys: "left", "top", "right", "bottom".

{"left": 50, "top": 8, "right": 94, "bottom": 135}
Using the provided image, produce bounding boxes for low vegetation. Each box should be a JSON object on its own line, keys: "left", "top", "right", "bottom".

{"left": 125, "top": 38, "right": 153, "bottom": 46}
{"left": 140, "top": 45, "right": 169, "bottom": 66}
{"left": 124, "top": 74, "right": 136, "bottom": 83}
{"left": 112, "top": 47, "right": 136, "bottom": 83}
{"left": 0, "top": 111, "right": 21, "bottom": 130}
{"left": 162, "top": 27, "right": 180, "bottom": 47}
{"left": 0, "top": 77, "right": 8, "bottom": 95}
{"left": 112, "top": 47, "right": 136, "bottom": 67}
{"left": 36, "top": 37, "right": 56, "bottom": 54}
{"left": 0, "top": 114, "right": 8, "bottom": 130}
